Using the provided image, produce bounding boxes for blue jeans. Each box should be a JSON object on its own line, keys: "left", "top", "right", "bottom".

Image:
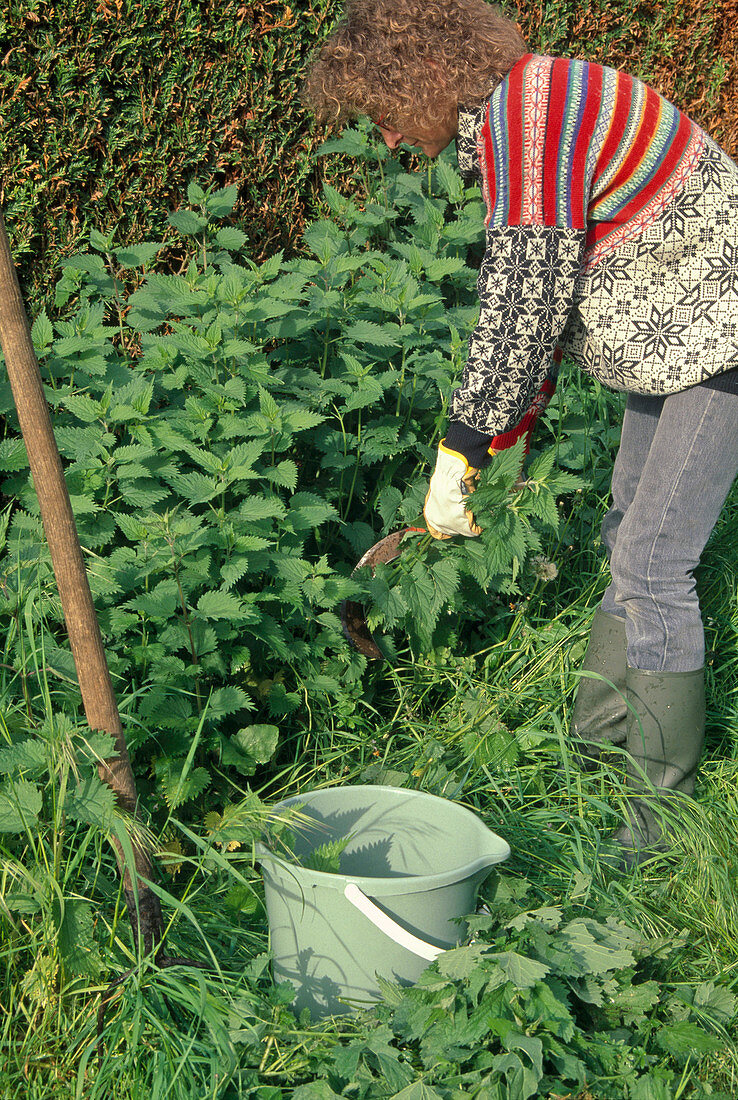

{"left": 599, "top": 385, "right": 738, "bottom": 672}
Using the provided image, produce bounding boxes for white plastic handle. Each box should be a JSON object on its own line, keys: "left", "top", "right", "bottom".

{"left": 343, "top": 882, "right": 445, "bottom": 961}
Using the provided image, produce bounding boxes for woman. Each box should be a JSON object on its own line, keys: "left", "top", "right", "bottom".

{"left": 303, "top": 0, "right": 738, "bottom": 866}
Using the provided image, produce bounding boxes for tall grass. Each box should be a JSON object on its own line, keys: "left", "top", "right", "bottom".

{"left": 1, "top": 377, "right": 737, "bottom": 1096}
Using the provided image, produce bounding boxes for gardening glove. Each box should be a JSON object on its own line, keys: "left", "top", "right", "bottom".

{"left": 424, "top": 441, "right": 482, "bottom": 540}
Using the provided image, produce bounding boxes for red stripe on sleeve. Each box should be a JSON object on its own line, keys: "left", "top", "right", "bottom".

{"left": 604, "top": 85, "right": 661, "bottom": 198}
{"left": 568, "top": 64, "right": 602, "bottom": 228}
{"left": 611, "top": 109, "right": 693, "bottom": 224}
{"left": 592, "top": 71, "right": 634, "bottom": 189}
{"left": 543, "top": 60, "right": 567, "bottom": 225}
{"left": 482, "top": 107, "right": 497, "bottom": 217}
{"left": 505, "top": 58, "right": 526, "bottom": 224}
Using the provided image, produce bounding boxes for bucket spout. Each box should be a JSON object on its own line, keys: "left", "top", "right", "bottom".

{"left": 465, "top": 823, "right": 511, "bottom": 878}
{"left": 481, "top": 833, "right": 511, "bottom": 868}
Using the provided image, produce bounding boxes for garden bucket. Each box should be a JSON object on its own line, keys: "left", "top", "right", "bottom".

{"left": 256, "top": 784, "right": 510, "bottom": 1017}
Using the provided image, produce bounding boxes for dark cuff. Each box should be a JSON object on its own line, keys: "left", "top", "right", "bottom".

{"left": 444, "top": 420, "right": 494, "bottom": 468}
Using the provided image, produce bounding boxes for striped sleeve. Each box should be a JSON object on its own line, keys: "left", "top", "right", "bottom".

{"left": 449, "top": 55, "right": 704, "bottom": 436}
{"left": 479, "top": 56, "right": 601, "bottom": 231}
{"left": 451, "top": 57, "right": 589, "bottom": 435}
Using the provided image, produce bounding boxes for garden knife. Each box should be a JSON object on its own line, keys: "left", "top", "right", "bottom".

{"left": 341, "top": 526, "right": 426, "bottom": 659}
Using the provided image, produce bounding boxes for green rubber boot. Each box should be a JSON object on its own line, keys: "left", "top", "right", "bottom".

{"left": 611, "top": 666, "right": 706, "bottom": 869}
{"left": 570, "top": 610, "right": 628, "bottom": 768}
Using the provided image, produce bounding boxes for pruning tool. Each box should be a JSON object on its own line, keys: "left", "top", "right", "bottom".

{"left": 340, "top": 526, "right": 427, "bottom": 659}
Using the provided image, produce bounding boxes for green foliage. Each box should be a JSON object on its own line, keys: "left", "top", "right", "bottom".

{"left": 0, "top": 708, "right": 125, "bottom": 1021}
{"left": 0, "top": 132, "right": 584, "bottom": 813}
{"left": 0, "top": 3, "right": 736, "bottom": 1094}
{"left": 303, "top": 833, "right": 354, "bottom": 873}
{"left": 287, "top": 875, "right": 734, "bottom": 1098}
{"left": 0, "top": 0, "right": 346, "bottom": 311}
{"left": 2, "top": 0, "right": 734, "bottom": 324}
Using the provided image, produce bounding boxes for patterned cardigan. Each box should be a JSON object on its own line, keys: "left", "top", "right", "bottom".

{"left": 445, "top": 54, "right": 738, "bottom": 457}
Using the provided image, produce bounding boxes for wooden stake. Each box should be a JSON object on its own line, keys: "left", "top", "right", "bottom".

{"left": 0, "top": 215, "right": 160, "bottom": 941}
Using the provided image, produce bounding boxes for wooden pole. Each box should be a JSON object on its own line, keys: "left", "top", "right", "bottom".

{"left": 0, "top": 215, "right": 161, "bottom": 947}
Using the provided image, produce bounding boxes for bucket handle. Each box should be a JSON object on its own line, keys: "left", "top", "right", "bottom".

{"left": 343, "top": 883, "right": 444, "bottom": 962}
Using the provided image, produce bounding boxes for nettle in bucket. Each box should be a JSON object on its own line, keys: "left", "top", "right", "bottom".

{"left": 256, "top": 785, "right": 510, "bottom": 1018}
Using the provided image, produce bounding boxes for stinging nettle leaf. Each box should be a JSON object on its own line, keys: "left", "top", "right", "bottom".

{"left": 63, "top": 394, "right": 105, "bottom": 423}
{"left": 0, "top": 437, "right": 28, "bottom": 472}
{"left": 165, "top": 471, "right": 220, "bottom": 504}
{"left": 156, "top": 760, "right": 211, "bottom": 809}
{"left": 430, "top": 557, "right": 460, "bottom": 602}
{"left": 187, "top": 181, "right": 207, "bottom": 205}
{"left": 392, "top": 1084, "right": 446, "bottom": 1100}
{"left": 208, "top": 685, "right": 252, "bottom": 719}
{"left": 257, "top": 250, "right": 285, "bottom": 281}
{"left": 114, "top": 241, "right": 164, "bottom": 269}
{"left": 0, "top": 739, "right": 47, "bottom": 776}
{"left": 489, "top": 951, "right": 551, "bottom": 988}
{"left": 424, "top": 256, "right": 467, "bottom": 282}
{"left": 56, "top": 897, "right": 103, "bottom": 978}
{"left": 341, "top": 375, "right": 385, "bottom": 414}
{"left": 65, "top": 775, "right": 118, "bottom": 827}
{"left": 694, "top": 980, "right": 737, "bottom": 1024}
{"left": 0, "top": 779, "right": 43, "bottom": 833}
{"left": 526, "top": 447, "right": 556, "bottom": 482}
{"left": 111, "top": 511, "right": 150, "bottom": 541}
{"left": 237, "top": 496, "right": 286, "bottom": 523}
{"left": 556, "top": 918, "right": 636, "bottom": 976}
{"left": 196, "top": 590, "right": 252, "bottom": 622}
{"left": 74, "top": 730, "right": 119, "bottom": 766}
{"left": 216, "top": 226, "right": 248, "bottom": 252}
{"left": 204, "top": 184, "right": 239, "bottom": 218}
{"left": 168, "top": 208, "right": 208, "bottom": 235}
{"left": 287, "top": 492, "right": 338, "bottom": 530}
{"left": 436, "top": 942, "right": 493, "bottom": 981}
{"left": 344, "top": 319, "right": 398, "bottom": 347}
{"left": 263, "top": 460, "right": 298, "bottom": 491}
{"left": 655, "top": 1021, "right": 724, "bottom": 1060}
{"left": 31, "top": 309, "right": 54, "bottom": 353}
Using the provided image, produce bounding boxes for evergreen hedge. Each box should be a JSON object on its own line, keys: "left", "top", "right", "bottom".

{"left": 1, "top": 0, "right": 736, "bottom": 312}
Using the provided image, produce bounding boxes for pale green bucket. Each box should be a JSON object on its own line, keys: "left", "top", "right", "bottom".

{"left": 256, "top": 785, "right": 510, "bottom": 1017}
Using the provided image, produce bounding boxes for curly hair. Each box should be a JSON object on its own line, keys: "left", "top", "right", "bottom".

{"left": 302, "top": 0, "right": 527, "bottom": 130}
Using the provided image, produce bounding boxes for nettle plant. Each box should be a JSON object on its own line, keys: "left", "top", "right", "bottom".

{"left": 0, "top": 125, "right": 583, "bottom": 808}
{"left": 300, "top": 874, "right": 732, "bottom": 1099}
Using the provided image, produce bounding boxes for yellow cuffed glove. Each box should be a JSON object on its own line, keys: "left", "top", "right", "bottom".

{"left": 423, "top": 440, "right": 482, "bottom": 539}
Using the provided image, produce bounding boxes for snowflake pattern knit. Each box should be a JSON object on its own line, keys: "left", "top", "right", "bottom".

{"left": 452, "top": 54, "right": 738, "bottom": 437}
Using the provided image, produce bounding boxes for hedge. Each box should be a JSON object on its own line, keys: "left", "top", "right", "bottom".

{"left": 0, "top": 0, "right": 735, "bottom": 312}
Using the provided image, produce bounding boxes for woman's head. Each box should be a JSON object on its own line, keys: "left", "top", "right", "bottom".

{"left": 302, "top": 0, "right": 527, "bottom": 135}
